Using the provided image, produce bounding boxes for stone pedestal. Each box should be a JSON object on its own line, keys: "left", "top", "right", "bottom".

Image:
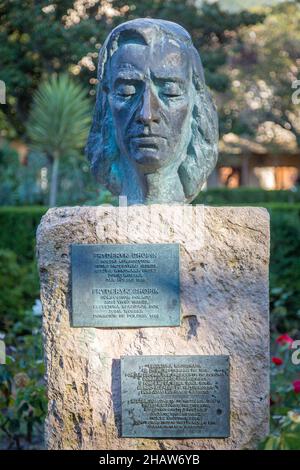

{"left": 37, "top": 205, "right": 270, "bottom": 450}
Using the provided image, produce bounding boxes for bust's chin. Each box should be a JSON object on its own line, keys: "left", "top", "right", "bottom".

{"left": 129, "top": 149, "right": 171, "bottom": 174}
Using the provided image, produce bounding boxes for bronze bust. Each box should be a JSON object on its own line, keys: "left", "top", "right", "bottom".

{"left": 86, "top": 18, "right": 218, "bottom": 204}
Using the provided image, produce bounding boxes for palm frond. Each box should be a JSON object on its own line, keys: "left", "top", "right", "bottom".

{"left": 27, "top": 74, "right": 92, "bottom": 158}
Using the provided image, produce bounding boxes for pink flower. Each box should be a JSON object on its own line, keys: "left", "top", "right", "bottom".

{"left": 276, "top": 334, "right": 293, "bottom": 346}
{"left": 272, "top": 357, "right": 283, "bottom": 366}
{"left": 293, "top": 380, "right": 300, "bottom": 394}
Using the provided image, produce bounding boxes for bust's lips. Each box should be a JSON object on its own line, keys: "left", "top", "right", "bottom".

{"left": 130, "top": 135, "right": 166, "bottom": 149}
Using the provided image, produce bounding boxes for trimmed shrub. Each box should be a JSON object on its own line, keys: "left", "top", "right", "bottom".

{"left": 0, "top": 207, "right": 45, "bottom": 329}
{"left": 194, "top": 188, "right": 300, "bottom": 205}
{"left": 0, "top": 207, "right": 47, "bottom": 262}
{"left": 0, "top": 250, "right": 39, "bottom": 330}
{"left": 269, "top": 210, "right": 300, "bottom": 333}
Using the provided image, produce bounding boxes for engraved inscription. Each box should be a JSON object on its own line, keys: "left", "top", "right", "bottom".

{"left": 121, "top": 356, "right": 230, "bottom": 438}
{"left": 91, "top": 251, "right": 160, "bottom": 320}
{"left": 71, "top": 244, "right": 180, "bottom": 327}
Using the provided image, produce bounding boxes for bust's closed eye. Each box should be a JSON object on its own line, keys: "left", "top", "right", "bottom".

{"left": 116, "top": 84, "right": 136, "bottom": 98}
{"left": 161, "top": 82, "right": 183, "bottom": 98}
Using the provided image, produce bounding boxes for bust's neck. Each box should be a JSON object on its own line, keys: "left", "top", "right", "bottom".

{"left": 120, "top": 157, "right": 184, "bottom": 205}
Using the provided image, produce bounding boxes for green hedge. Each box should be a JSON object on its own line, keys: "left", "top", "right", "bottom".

{"left": 0, "top": 206, "right": 47, "bottom": 262}
{"left": 0, "top": 207, "right": 46, "bottom": 328}
{"left": 194, "top": 188, "right": 300, "bottom": 205}
{"left": 269, "top": 209, "right": 300, "bottom": 333}
{"left": 257, "top": 203, "right": 300, "bottom": 218}
{"left": 0, "top": 249, "right": 39, "bottom": 329}
{"left": 0, "top": 203, "right": 299, "bottom": 265}
{"left": 0, "top": 202, "right": 299, "bottom": 333}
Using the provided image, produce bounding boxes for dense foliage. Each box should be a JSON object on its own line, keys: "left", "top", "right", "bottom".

{"left": 0, "top": 304, "right": 45, "bottom": 449}
{"left": 0, "top": 207, "right": 46, "bottom": 261}
{"left": 27, "top": 74, "right": 92, "bottom": 206}
{"left": 224, "top": 1, "right": 300, "bottom": 144}
{"left": 0, "top": 0, "right": 105, "bottom": 136}
{"left": 0, "top": 249, "right": 39, "bottom": 331}
{"left": 0, "top": 142, "right": 105, "bottom": 207}
{"left": 194, "top": 187, "right": 300, "bottom": 204}
{"left": 0, "top": 0, "right": 265, "bottom": 138}
{"left": 270, "top": 211, "right": 300, "bottom": 334}
{"left": 260, "top": 336, "right": 300, "bottom": 450}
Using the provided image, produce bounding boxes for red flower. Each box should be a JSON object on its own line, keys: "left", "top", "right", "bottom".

{"left": 272, "top": 357, "right": 283, "bottom": 366}
{"left": 276, "top": 334, "right": 293, "bottom": 346}
{"left": 293, "top": 380, "right": 300, "bottom": 394}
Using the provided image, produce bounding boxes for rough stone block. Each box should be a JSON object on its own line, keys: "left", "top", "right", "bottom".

{"left": 37, "top": 205, "right": 270, "bottom": 450}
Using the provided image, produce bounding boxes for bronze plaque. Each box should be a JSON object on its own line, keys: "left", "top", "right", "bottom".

{"left": 71, "top": 243, "right": 180, "bottom": 327}
{"left": 121, "top": 355, "right": 230, "bottom": 438}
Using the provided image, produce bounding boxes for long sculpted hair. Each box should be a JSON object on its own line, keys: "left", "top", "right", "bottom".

{"left": 86, "top": 19, "right": 219, "bottom": 202}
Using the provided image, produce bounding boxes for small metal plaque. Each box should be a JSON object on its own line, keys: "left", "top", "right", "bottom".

{"left": 71, "top": 244, "right": 180, "bottom": 327}
{"left": 121, "top": 355, "right": 230, "bottom": 438}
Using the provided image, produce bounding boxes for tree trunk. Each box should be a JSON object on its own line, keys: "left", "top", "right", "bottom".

{"left": 49, "top": 156, "right": 59, "bottom": 207}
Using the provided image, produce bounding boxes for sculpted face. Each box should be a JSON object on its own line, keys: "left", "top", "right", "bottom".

{"left": 107, "top": 37, "right": 194, "bottom": 173}
{"left": 86, "top": 19, "right": 219, "bottom": 205}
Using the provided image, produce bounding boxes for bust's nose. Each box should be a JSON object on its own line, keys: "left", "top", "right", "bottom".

{"left": 137, "top": 84, "right": 160, "bottom": 125}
